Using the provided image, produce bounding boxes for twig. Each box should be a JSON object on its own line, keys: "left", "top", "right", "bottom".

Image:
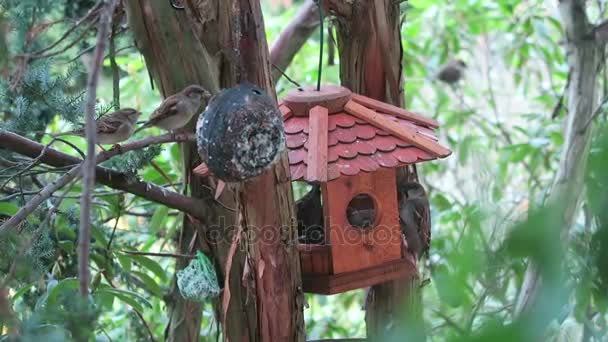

{"left": 1, "top": 180, "right": 77, "bottom": 288}
{"left": 432, "top": 309, "right": 467, "bottom": 336}
{"left": 27, "top": 2, "right": 103, "bottom": 57}
{"left": 100, "top": 273, "right": 158, "bottom": 342}
{"left": 31, "top": 18, "right": 100, "bottom": 60}
{"left": 105, "top": 200, "right": 123, "bottom": 252}
{"left": 579, "top": 93, "right": 608, "bottom": 133}
{"left": 482, "top": 35, "right": 543, "bottom": 190}
{"left": 109, "top": 20, "right": 120, "bottom": 110}
{"left": 551, "top": 71, "right": 571, "bottom": 119}
{"left": 0, "top": 137, "right": 62, "bottom": 190}
{"left": 80, "top": 0, "right": 118, "bottom": 298}
{"left": 0, "top": 131, "right": 205, "bottom": 223}
{"left": 120, "top": 250, "right": 195, "bottom": 259}
{"left": 0, "top": 165, "right": 82, "bottom": 235}
{"left": 465, "top": 289, "right": 488, "bottom": 332}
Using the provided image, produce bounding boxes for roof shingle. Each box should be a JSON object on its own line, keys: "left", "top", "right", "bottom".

{"left": 282, "top": 86, "right": 450, "bottom": 182}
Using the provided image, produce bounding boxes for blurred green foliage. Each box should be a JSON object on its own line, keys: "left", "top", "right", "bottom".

{"left": 0, "top": 0, "right": 607, "bottom": 341}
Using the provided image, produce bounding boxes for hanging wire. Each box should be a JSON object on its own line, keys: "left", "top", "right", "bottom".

{"left": 272, "top": 63, "right": 302, "bottom": 89}
{"left": 315, "top": 0, "right": 324, "bottom": 91}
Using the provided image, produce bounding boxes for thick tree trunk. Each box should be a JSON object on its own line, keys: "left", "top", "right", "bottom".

{"left": 331, "top": 1, "right": 423, "bottom": 339}
{"left": 127, "top": 1, "right": 304, "bottom": 341}
{"left": 125, "top": 2, "right": 227, "bottom": 341}
{"left": 515, "top": 0, "right": 601, "bottom": 317}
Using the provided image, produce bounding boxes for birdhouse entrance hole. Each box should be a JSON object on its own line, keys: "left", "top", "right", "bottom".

{"left": 346, "top": 194, "right": 377, "bottom": 229}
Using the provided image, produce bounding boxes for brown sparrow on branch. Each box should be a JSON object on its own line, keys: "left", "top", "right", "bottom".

{"left": 61, "top": 108, "right": 141, "bottom": 144}
{"left": 398, "top": 182, "right": 431, "bottom": 260}
{"left": 437, "top": 59, "right": 466, "bottom": 85}
{"left": 136, "top": 85, "right": 211, "bottom": 133}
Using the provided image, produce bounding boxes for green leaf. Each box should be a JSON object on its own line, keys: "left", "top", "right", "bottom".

{"left": 130, "top": 254, "right": 168, "bottom": 282}
{"left": 93, "top": 289, "right": 115, "bottom": 310}
{"left": 132, "top": 271, "right": 163, "bottom": 297}
{"left": 97, "top": 288, "right": 152, "bottom": 313}
{"left": 11, "top": 283, "right": 34, "bottom": 302}
{"left": 149, "top": 206, "right": 169, "bottom": 234}
{"left": 91, "top": 226, "right": 108, "bottom": 247}
{"left": 0, "top": 202, "right": 19, "bottom": 216}
{"left": 116, "top": 253, "right": 132, "bottom": 273}
{"left": 46, "top": 278, "right": 79, "bottom": 307}
{"left": 58, "top": 241, "right": 74, "bottom": 253}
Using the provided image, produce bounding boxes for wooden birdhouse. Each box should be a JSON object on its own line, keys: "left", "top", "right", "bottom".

{"left": 281, "top": 85, "right": 451, "bottom": 294}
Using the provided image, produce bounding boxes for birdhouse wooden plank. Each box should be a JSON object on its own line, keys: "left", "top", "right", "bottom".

{"left": 350, "top": 93, "right": 440, "bottom": 128}
{"left": 281, "top": 85, "right": 451, "bottom": 294}
{"left": 325, "top": 168, "right": 401, "bottom": 274}
{"left": 306, "top": 106, "right": 329, "bottom": 182}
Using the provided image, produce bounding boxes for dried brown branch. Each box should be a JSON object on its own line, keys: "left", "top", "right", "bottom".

{"left": 270, "top": 0, "right": 320, "bottom": 82}
{"left": 0, "top": 164, "right": 82, "bottom": 234}
{"left": 0, "top": 131, "right": 204, "bottom": 227}
{"left": 80, "top": 0, "right": 118, "bottom": 298}
{"left": 28, "top": 2, "right": 102, "bottom": 57}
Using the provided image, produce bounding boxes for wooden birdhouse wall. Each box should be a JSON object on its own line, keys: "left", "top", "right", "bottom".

{"left": 325, "top": 168, "right": 402, "bottom": 274}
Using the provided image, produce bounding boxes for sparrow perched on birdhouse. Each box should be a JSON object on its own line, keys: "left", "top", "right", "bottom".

{"left": 64, "top": 108, "right": 141, "bottom": 144}
{"left": 437, "top": 59, "right": 467, "bottom": 85}
{"left": 398, "top": 182, "right": 431, "bottom": 259}
{"left": 137, "top": 84, "right": 211, "bottom": 133}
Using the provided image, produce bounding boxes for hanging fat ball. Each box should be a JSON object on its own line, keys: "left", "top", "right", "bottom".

{"left": 296, "top": 184, "right": 325, "bottom": 244}
{"left": 196, "top": 84, "right": 285, "bottom": 182}
{"left": 437, "top": 59, "right": 467, "bottom": 85}
{"left": 136, "top": 85, "right": 211, "bottom": 133}
{"left": 176, "top": 251, "right": 220, "bottom": 302}
{"left": 398, "top": 182, "right": 431, "bottom": 259}
{"left": 58, "top": 108, "right": 141, "bottom": 144}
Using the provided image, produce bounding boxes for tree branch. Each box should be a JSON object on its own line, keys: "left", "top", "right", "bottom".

{"left": 80, "top": 0, "right": 117, "bottom": 297}
{"left": 270, "top": 0, "right": 319, "bottom": 82}
{"left": 515, "top": 0, "right": 600, "bottom": 318}
{"left": 0, "top": 131, "right": 206, "bottom": 226}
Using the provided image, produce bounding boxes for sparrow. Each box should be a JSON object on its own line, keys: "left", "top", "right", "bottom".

{"left": 296, "top": 184, "right": 325, "bottom": 244}
{"left": 136, "top": 84, "right": 211, "bottom": 133}
{"left": 346, "top": 207, "right": 375, "bottom": 229}
{"left": 437, "top": 59, "right": 467, "bottom": 85}
{"left": 61, "top": 108, "right": 141, "bottom": 144}
{"left": 398, "top": 182, "right": 431, "bottom": 259}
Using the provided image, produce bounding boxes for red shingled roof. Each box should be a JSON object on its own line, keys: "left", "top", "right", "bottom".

{"left": 281, "top": 88, "right": 451, "bottom": 182}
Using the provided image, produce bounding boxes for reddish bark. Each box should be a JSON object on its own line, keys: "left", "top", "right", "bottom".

{"left": 129, "top": 0, "right": 304, "bottom": 341}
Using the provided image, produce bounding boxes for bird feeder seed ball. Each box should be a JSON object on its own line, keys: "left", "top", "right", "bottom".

{"left": 196, "top": 84, "right": 285, "bottom": 182}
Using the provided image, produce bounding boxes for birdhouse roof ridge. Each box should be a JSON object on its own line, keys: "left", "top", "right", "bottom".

{"left": 281, "top": 86, "right": 451, "bottom": 182}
